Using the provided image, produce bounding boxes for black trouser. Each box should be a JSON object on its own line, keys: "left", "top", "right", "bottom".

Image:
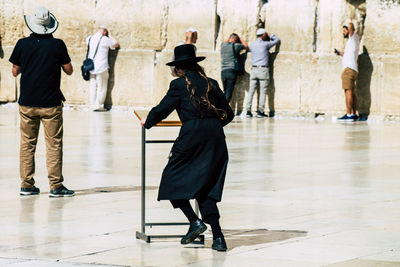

{"left": 171, "top": 197, "right": 223, "bottom": 238}
{"left": 221, "top": 69, "right": 238, "bottom": 102}
{"left": 170, "top": 197, "right": 220, "bottom": 223}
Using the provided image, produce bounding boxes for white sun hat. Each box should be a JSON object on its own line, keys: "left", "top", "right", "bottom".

{"left": 24, "top": 6, "right": 58, "bottom": 35}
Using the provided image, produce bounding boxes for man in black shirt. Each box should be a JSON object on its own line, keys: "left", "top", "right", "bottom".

{"left": 9, "top": 6, "right": 74, "bottom": 197}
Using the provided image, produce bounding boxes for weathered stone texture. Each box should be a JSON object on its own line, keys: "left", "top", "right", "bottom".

{"left": 0, "top": 0, "right": 399, "bottom": 116}
{"left": 0, "top": 47, "right": 17, "bottom": 101}
{"left": 381, "top": 56, "right": 400, "bottom": 114}
{"left": 364, "top": 0, "right": 400, "bottom": 53}
{"left": 317, "top": 0, "right": 348, "bottom": 53}
{"left": 272, "top": 53, "right": 301, "bottom": 111}
{"left": 23, "top": 0, "right": 94, "bottom": 49}
{"left": 166, "top": 0, "right": 216, "bottom": 50}
{"left": 216, "top": 0, "right": 259, "bottom": 48}
{"left": 1, "top": 0, "right": 24, "bottom": 46}
{"left": 299, "top": 54, "right": 344, "bottom": 112}
{"left": 110, "top": 50, "right": 156, "bottom": 107}
{"left": 264, "top": 0, "right": 317, "bottom": 53}
{"left": 95, "top": 0, "right": 164, "bottom": 50}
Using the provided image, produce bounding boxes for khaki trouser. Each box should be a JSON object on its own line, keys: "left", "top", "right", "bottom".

{"left": 246, "top": 67, "right": 270, "bottom": 113}
{"left": 19, "top": 105, "right": 64, "bottom": 190}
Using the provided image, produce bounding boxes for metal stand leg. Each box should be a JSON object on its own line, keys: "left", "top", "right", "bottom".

{"left": 135, "top": 126, "right": 204, "bottom": 244}
{"left": 141, "top": 126, "right": 146, "bottom": 234}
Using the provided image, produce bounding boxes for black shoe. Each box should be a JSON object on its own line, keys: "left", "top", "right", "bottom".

{"left": 181, "top": 219, "right": 207, "bottom": 244}
{"left": 246, "top": 111, "right": 253, "bottom": 118}
{"left": 49, "top": 185, "right": 75, "bottom": 198}
{"left": 256, "top": 111, "right": 268, "bottom": 118}
{"left": 359, "top": 114, "right": 368, "bottom": 121}
{"left": 269, "top": 111, "right": 275, "bottom": 118}
{"left": 212, "top": 236, "right": 227, "bottom": 251}
{"left": 20, "top": 186, "right": 40, "bottom": 196}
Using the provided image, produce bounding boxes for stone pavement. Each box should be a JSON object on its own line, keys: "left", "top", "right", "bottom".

{"left": 0, "top": 105, "right": 399, "bottom": 267}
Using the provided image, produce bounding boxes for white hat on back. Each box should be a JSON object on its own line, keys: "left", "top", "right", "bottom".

{"left": 24, "top": 6, "right": 58, "bottom": 35}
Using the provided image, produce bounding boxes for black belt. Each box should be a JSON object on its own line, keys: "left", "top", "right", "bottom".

{"left": 252, "top": 65, "right": 267, "bottom": 68}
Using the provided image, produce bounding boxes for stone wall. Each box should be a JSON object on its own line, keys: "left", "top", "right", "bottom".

{"left": 0, "top": 0, "right": 399, "bottom": 116}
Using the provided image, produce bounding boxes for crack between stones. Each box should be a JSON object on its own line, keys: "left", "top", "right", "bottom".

{"left": 160, "top": 0, "right": 169, "bottom": 51}
{"left": 313, "top": 0, "right": 319, "bottom": 53}
{"left": 214, "top": 0, "right": 221, "bottom": 51}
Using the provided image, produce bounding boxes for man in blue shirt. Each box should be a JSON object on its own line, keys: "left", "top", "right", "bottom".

{"left": 246, "top": 28, "right": 280, "bottom": 118}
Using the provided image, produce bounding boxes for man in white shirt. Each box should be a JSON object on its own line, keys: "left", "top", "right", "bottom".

{"left": 86, "top": 25, "right": 119, "bottom": 111}
{"left": 335, "top": 23, "right": 359, "bottom": 121}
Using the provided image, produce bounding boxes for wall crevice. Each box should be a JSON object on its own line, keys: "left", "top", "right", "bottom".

{"left": 312, "top": 0, "right": 319, "bottom": 53}
{"left": 160, "top": 0, "right": 169, "bottom": 52}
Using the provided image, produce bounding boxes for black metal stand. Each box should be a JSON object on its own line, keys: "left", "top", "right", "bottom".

{"left": 135, "top": 126, "right": 204, "bottom": 244}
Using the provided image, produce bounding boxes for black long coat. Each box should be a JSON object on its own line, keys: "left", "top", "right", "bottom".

{"left": 144, "top": 70, "right": 234, "bottom": 202}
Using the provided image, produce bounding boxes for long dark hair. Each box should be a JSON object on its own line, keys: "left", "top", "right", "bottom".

{"left": 174, "top": 63, "right": 227, "bottom": 120}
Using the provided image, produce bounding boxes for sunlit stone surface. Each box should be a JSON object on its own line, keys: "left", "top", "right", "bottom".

{"left": 0, "top": 105, "right": 400, "bottom": 266}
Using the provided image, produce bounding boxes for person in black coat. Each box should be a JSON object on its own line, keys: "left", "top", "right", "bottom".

{"left": 140, "top": 44, "right": 234, "bottom": 251}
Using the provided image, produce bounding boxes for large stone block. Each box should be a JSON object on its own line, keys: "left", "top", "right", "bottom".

{"left": 300, "top": 54, "right": 344, "bottom": 112}
{"left": 23, "top": 0, "right": 94, "bottom": 49}
{"left": 60, "top": 48, "right": 89, "bottom": 105}
{"left": 61, "top": 50, "right": 156, "bottom": 107}
{"left": 0, "top": 47, "right": 17, "bottom": 102}
{"left": 166, "top": 0, "right": 216, "bottom": 50}
{"left": 216, "top": 0, "right": 259, "bottom": 49}
{"left": 107, "top": 50, "right": 155, "bottom": 107}
{"left": 364, "top": 0, "right": 400, "bottom": 53}
{"left": 94, "top": 0, "right": 165, "bottom": 50}
{"left": 272, "top": 53, "right": 301, "bottom": 111}
{"left": 0, "top": 0, "right": 24, "bottom": 46}
{"left": 153, "top": 49, "right": 175, "bottom": 105}
{"left": 264, "top": 0, "right": 317, "bottom": 53}
{"left": 380, "top": 56, "right": 400, "bottom": 115}
{"left": 317, "top": 0, "right": 348, "bottom": 53}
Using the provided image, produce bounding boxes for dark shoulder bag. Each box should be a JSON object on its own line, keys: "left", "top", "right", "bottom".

{"left": 232, "top": 43, "right": 245, "bottom": 75}
{"left": 81, "top": 36, "right": 103, "bottom": 81}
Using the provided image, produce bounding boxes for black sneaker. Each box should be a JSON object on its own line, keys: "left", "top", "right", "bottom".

{"left": 256, "top": 111, "right": 268, "bottom": 118}
{"left": 359, "top": 114, "right": 368, "bottom": 121}
{"left": 20, "top": 186, "right": 40, "bottom": 196}
{"left": 269, "top": 111, "right": 275, "bottom": 118}
{"left": 337, "top": 114, "right": 356, "bottom": 122}
{"left": 49, "top": 185, "right": 75, "bottom": 198}
{"left": 246, "top": 111, "right": 253, "bottom": 118}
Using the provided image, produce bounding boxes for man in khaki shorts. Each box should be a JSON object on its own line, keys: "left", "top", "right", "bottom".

{"left": 335, "top": 23, "right": 359, "bottom": 121}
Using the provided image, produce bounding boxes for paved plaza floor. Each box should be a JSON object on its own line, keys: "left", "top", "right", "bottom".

{"left": 0, "top": 104, "right": 399, "bottom": 267}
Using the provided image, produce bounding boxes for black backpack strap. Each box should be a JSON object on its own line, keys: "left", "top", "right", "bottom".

{"left": 86, "top": 35, "right": 103, "bottom": 60}
{"left": 92, "top": 36, "right": 103, "bottom": 59}
{"left": 85, "top": 36, "right": 92, "bottom": 59}
{"left": 231, "top": 43, "right": 238, "bottom": 60}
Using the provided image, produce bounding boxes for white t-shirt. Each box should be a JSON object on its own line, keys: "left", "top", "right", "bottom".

{"left": 342, "top": 32, "right": 360, "bottom": 72}
{"left": 86, "top": 32, "right": 116, "bottom": 74}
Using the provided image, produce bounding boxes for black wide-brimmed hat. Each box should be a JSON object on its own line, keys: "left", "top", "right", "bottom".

{"left": 166, "top": 44, "right": 206, "bottom": 66}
